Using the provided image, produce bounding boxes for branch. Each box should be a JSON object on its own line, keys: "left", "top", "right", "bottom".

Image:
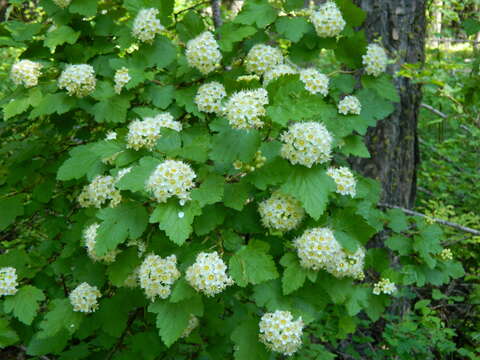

{"left": 420, "top": 103, "right": 447, "bottom": 119}
{"left": 378, "top": 203, "right": 480, "bottom": 236}
{"left": 106, "top": 309, "right": 140, "bottom": 360}
{"left": 211, "top": 0, "right": 222, "bottom": 29}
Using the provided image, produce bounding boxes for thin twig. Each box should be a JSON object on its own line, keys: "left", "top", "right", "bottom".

{"left": 421, "top": 103, "right": 447, "bottom": 119}
{"left": 378, "top": 203, "right": 480, "bottom": 236}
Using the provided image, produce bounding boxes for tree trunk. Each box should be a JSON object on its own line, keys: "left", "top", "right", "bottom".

{"left": 352, "top": 0, "right": 426, "bottom": 209}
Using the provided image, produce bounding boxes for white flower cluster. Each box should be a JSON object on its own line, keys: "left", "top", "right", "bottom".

{"left": 310, "top": 1, "right": 346, "bottom": 38}
{"left": 132, "top": 8, "right": 164, "bottom": 43}
{"left": 186, "top": 31, "right": 222, "bottom": 75}
{"left": 373, "top": 278, "right": 397, "bottom": 295}
{"left": 105, "top": 131, "right": 117, "bottom": 141}
{"left": 146, "top": 160, "right": 196, "bottom": 203}
{"left": 58, "top": 64, "right": 96, "bottom": 97}
{"left": 224, "top": 88, "right": 269, "bottom": 129}
{"left": 126, "top": 113, "right": 182, "bottom": 151}
{"left": 69, "top": 283, "right": 101, "bottom": 313}
{"left": 123, "top": 269, "right": 139, "bottom": 288}
{"left": 181, "top": 314, "right": 200, "bottom": 338}
{"left": 326, "top": 167, "right": 357, "bottom": 197}
{"left": 195, "top": 81, "right": 226, "bottom": 113}
{"left": 245, "top": 44, "right": 283, "bottom": 75}
{"left": 83, "top": 223, "right": 118, "bottom": 263}
{"left": 362, "top": 43, "right": 388, "bottom": 77}
{"left": 138, "top": 254, "right": 180, "bottom": 301}
{"left": 10, "top": 60, "right": 42, "bottom": 88}
{"left": 259, "top": 191, "right": 305, "bottom": 232}
{"left": 53, "top": 0, "right": 71, "bottom": 8}
{"left": 114, "top": 67, "right": 131, "bottom": 94}
{"left": 263, "top": 64, "right": 297, "bottom": 85}
{"left": 440, "top": 248, "right": 453, "bottom": 261}
{"left": 185, "top": 252, "right": 234, "bottom": 297}
{"left": 259, "top": 310, "right": 304, "bottom": 356}
{"left": 338, "top": 95, "right": 361, "bottom": 115}
{"left": 0, "top": 267, "right": 18, "bottom": 296}
{"left": 280, "top": 122, "right": 333, "bottom": 167}
{"left": 237, "top": 74, "right": 260, "bottom": 82}
{"left": 299, "top": 68, "right": 329, "bottom": 96}
{"left": 293, "top": 227, "right": 365, "bottom": 279}
{"left": 78, "top": 175, "right": 122, "bottom": 208}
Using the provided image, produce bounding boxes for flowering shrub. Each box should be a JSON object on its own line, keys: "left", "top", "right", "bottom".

{"left": 0, "top": 0, "right": 464, "bottom": 358}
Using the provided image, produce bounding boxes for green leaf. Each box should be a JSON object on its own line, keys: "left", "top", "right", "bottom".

{"left": 210, "top": 126, "right": 261, "bottom": 164}
{"left": 38, "top": 299, "right": 83, "bottom": 339}
{"left": 231, "top": 318, "right": 269, "bottom": 360}
{"left": 280, "top": 253, "right": 306, "bottom": 295}
{"left": 463, "top": 18, "right": 480, "bottom": 36}
{"left": 169, "top": 278, "right": 196, "bottom": 303}
{"left": 0, "top": 195, "right": 24, "bottom": 231}
{"left": 57, "top": 144, "right": 99, "bottom": 181}
{"left": 331, "top": 74, "right": 356, "bottom": 94}
{"left": 229, "top": 240, "right": 279, "bottom": 287}
{"left": 332, "top": 208, "right": 377, "bottom": 246}
{"left": 149, "top": 200, "right": 202, "bottom": 245}
{"left": 176, "top": 11, "right": 205, "bottom": 42}
{"left": 26, "top": 332, "right": 69, "bottom": 356}
{"left": 218, "top": 23, "right": 257, "bottom": 52}
{"left": 413, "top": 234, "right": 440, "bottom": 269}
{"left": 356, "top": 88, "right": 395, "bottom": 129}
{"left": 106, "top": 247, "right": 141, "bottom": 287}
{"left": 44, "top": 25, "right": 80, "bottom": 51}
{"left": 386, "top": 208, "right": 409, "bottom": 232}
{"left": 334, "top": 30, "right": 367, "bottom": 68}
{"left": 29, "top": 93, "right": 76, "bottom": 118}
{"left": 92, "top": 95, "right": 131, "bottom": 123}
{"left": 283, "top": 0, "right": 304, "bottom": 11}
{"left": 95, "top": 203, "right": 149, "bottom": 256}
{"left": 194, "top": 204, "right": 226, "bottom": 236}
{"left": 281, "top": 166, "right": 335, "bottom": 220}
{"left": 191, "top": 174, "right": 225, "bottom": 207}
{"left": 0, "top": 317, "right": 19, "bottom": 348}
{"left": 235, "top": 0, "right": 277, "bottom": 28}
{"left": 141, "top": 36, "right": 177, "bottom": 69}
{"left": 148, "top": 296, "right": 203, "bottom": 347}
{"left": 340, "top": 134, "right": 370, "bottom": 158}
{"left": 116, "top": 156, "right": 161, "bottom": 192}
{"left": 385, "top": 235, "right": 412, "bottom": 256}
{"left": 275, "top": 17, "right": 311, "bottom": 42}
{"left": 3, "top": 97, "right": 30, "bottom": 120}
{"left": 223, "top": 180, "right": 252, "bottom": 211}
{"left": 4, "top": 21, "right": 43, "bottom": 42}
{"left": 4, "top": 285, "right": 45, "bottom": 325}
{"left": 147, "top": 85, "right": 175, "bottom": 109}
{"left": 361, "top": 74, "right": 400, "bottom": 102}
{"left": 336, "top": 0, "right": 366, "bottom": 27}
{"left": 69, "top": 0, "right": 97, "bottom": 17}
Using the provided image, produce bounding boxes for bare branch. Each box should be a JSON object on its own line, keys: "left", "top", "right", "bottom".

{"left": 378, "top": 203, "right": 480, "bottom": 236}
{"left": 421, "top": 103, "right": 447, "bottom": 119}
{"left": 211, "top": 0, "right": 222, "bottom": 29}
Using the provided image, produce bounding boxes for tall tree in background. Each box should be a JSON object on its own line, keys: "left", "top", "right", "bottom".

{"left": 352, "top": 0, "right": 427, "bottom": 208}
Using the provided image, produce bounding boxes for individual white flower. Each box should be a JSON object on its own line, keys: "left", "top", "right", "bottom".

{"left": 181, "top": 314, "right": 200, "bottom": 338}
{"left": 299, "top": 68, "right": 329, "bottom": 96}
{"left": 58, "top": 64, "right": 96, "bottom": 97}
{"left": 195, "top": 81, "right": 226, "bottom": 113}
{"left": 338, "top": 95, "right": 361, "bottom": 115}
{"left": 10, "top": 60, "right": 42, "bottom": 88}
{"left": 310, "top": 1, "right": 346, "bottom": 38}
{"left": 0, "top": 267, "right": 18, "bottom": 296}
{"left": 280, "top": 122, "right": 333, "bottom": 167}
{"left": 259, "top": 191, "right": 305, "bottom": 232}
{"left": 440, "top": 248, "right": 453, "bottom": 261}
{"left": 185, "top": 252, "right": 234, "bottom": 297}
{"left": 83, "top": 223, "right": 118, "bottom": 263}
{"left": 245, "top": 44, "right": 283, "bottom": 75}
{"left": 105, "top": 131, "right": 117, "bottom": 140}
{"left": 362, "top": 43, "right": 388, "bottom": 77}
{"left": 78, "top": 175, "right": 122, "bottom": 208}
{"left": 373, "top": 278, "right": 397, "bottom": 295}
{"left": 224, "top": 88, "right": 269, "bottom": 129}
{"left": 132, "top": 8, "right": 164, "bottom": 43}
{"left": 326, "top": 167, "right": 356, "bottom": 197}
{"left": 293, "top": 227, "right": 365, "bottom": 280}
{"left": 53, "top": 0, "right": 71, "bottom": 8}
{"left": 126, "top": 113, "right": 182, "bottom": 151}
{"left": 186, "top": 31, "right": 222, "bottom": 75}
{"left": 114, "top": 67, "right": 131, "bottom": 94}
{"left": 69, "top": 283, "right": 101, "bottom": 313}
{"left": 146, "top": 160, "right": 196, "bottom": 203}
{"left": 263, "top": 64, "right": 297, "bottom": 85}
{"left": 138, "top": 254, "right": 180, "bottom": 301}
{"left": 259, "top": 310, "right": 304, "bottom": 356}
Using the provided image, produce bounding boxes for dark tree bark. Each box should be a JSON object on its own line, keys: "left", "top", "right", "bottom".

{"left": 352, "top": 0, "right": 426, "bottom": 209}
